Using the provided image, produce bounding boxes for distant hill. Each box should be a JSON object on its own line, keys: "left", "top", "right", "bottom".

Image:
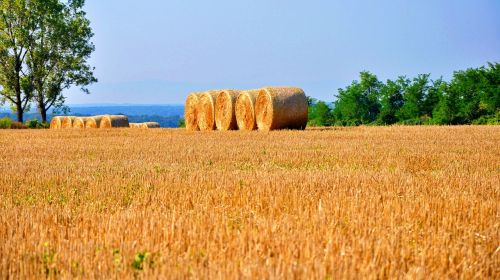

{"left": 0, "top": 105, "right": 185, "bottom": 128}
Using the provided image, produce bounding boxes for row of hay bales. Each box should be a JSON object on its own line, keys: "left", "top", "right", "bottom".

{"left": 185, "top": 87, "right": 308, "bottom": 131}
{"left": 50, "top": 115, "right": 160, "bottom": 129}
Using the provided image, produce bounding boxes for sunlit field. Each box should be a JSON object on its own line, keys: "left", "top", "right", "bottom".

{"left": 0, "top": 126, "right": 498, "bottom": 279}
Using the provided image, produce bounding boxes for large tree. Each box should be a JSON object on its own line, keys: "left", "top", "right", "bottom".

{"left": 0, "top": 0, "right": 36, "bottom": 122}
{"left": 396, "top": 74, "right": 430, "bottom": 121}
{"left": 333, "top": 71, "right": 382, "bottom": 125}
{"left": 28, "top": 0, "right": 96, "bottom": 122}
{"left": 378, "top": 77, "right": 407, "bottom": 124}
{"left": 0, "top": 0, "right": 95, "bottom": 123}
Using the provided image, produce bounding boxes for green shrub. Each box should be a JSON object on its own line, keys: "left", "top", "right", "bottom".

{"left": 472, "top": 112, "right": 500, "bottom": 125}
{"left": 25, "top": 119, "right": 49, "bottom": 129}
{"left": 178, "top": 118, "right": 185, "bottom": 128}
{"left": 0, "top": 117, "right": 12, "bottom": 129}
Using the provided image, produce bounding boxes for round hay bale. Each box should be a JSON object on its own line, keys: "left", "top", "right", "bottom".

{"left": 129, "top": 123, "right": 142, "bottom": 128}
{"left": 73, "top": 117, "right": 89, "bottom": 129}
{"left": 49, "top": 116, "right": 63, "bottom": 129}
{"left": 255, "top": 87, "right": 308, "bottom": 131}
{"left": 61, "top": 116, "right": 76, "bottom": 129}
{"left": 142, "top": 122, "right": 160, "bottom": 128}
{"left": 235, "top": 89, "right": 260, "bottom": 131}
{"left": 99, "top": 115, "right": 130, "bottom": 128}
{"left": 130, "top": 122, "right": 160, "bottom": 129}
{"left": 215, "top": 90, "right": 241, "bottom": 131}
{"left": 85, "top": 115, "right": 105, "bottom": 129}
{"left": 184, "top": 92, "right": 201, "bottom": 131}
{"left": 196, "top": 90, "right": 219, "bottom": 131}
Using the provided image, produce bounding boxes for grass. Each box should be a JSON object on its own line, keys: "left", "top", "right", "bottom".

{"left": 0, "top": 126, "right": 498, "bottom": 278}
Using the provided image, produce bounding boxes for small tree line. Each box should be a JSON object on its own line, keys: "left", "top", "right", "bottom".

{"left": 0, "top": 0, "right": 96, "bottom": 123}
{"left": 308, "top": 62, "right": 499, "bottom": 126}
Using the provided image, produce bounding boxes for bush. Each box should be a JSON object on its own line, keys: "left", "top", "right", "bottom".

{"left": 178, "top": 118, "right": 185, "bottom": 128}
{"left": 472, "top": 112, "right": 500, "bottom": 125}
{"left": 0, "top": 117, "right": 12, "bottom": 129}
{"left": 10, "top": 121, "right": 27, "bottom": 129}
{"left": 25, "top": 119, "right": 49, "bottom": 129}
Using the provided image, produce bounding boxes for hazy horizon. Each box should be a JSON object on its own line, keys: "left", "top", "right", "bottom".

{"left": 61, "top": 0, "right": 499, "bottom": 105}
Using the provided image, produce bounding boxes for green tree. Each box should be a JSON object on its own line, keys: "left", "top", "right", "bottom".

{"left": 0, "top": 0, "right": 36, "bottom": 122}
{"left": 27, "top": 0, "right": 96, "bottom": 123}
{"left": 333, "top": 71, "right": 382, "bottom": 125}
{"left": 378, "top": 77, "right": 407, "bottom": 124}
{"left": 446, "top": 62, "right": 499, "bottom": 123}
{"left": 422, "top": 78, "right": 445, "bottom": 119}
{"left": 432, "top": 81, "right": 465, "bottom": 124}
{"left": 396, "top": 74, "right": 430, "bottom": 122}
{"left": 308, "top": 100, "right": 332, "bottom": 126}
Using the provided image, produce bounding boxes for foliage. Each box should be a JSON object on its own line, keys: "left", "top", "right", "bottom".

{"left": 0, "top": 0, "right": 36, "bottom": 122}
{"left": 0, "top": 116, "right": 11, "bottom": 128}
{"left": 178, "top": 118, "right": 185, "bottom": 128}
{"left": 329, "top": 62, "right": 499, "bottom": 126}
{"left": 25, "top": 118, "right": 48, "bottom": 129}
{"left": 308, "top": 97, "right": 333, "bottom": 126}
{"left": 332, "top": 71, "right": 382, "bottom": 125}
{"left": 27, "top": 0, "right": 96, "bottom": 122}
{"left": 0, "top": 0, "right": 96, "bottom": 122}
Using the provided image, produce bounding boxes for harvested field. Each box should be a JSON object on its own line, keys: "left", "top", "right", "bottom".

{"left": 0, "top": 126, "right": 498, "bottom": 279}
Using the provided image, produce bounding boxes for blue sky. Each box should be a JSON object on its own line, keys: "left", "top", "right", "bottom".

{"left": 66, "top": 0, "right": 500, "bottom": 105}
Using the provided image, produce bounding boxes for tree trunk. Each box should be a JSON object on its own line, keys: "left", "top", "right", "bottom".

{"left": 16, "top": 102, "right": 23, "bottom": 123}
{"left": 40, "top": 107, "right": 47, "bottom": 123}
{"left": 14, "top": 62, "right": 23, "bottom": 123}
{"left": 38, "top": 97, "right": 47, "bottom": 123}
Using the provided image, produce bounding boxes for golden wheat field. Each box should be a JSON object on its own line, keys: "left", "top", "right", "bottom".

{"left": 0, "top": 126, "right": 498, "bottom": 279}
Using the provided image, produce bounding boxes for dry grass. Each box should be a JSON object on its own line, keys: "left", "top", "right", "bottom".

{"left": 0, "top": 126, "right": 498, "bottom": 279}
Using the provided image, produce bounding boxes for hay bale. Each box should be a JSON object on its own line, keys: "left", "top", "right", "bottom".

{"left": 129, "top": 123, "right": 142, "bottom": 128}
{"left": 142, "top": 122, "right": 160, "bottom": 128}
{"left": 235, "top": 89, "right": 260, "bottom": 131}
{"left": 130, "top": 122, "right": 160, "bottom": 129}
{"left": 99, "top": 115, "right": 130, "bottom": 128}
{"left": 61, "top": 116, "right": 76, "bottom": 129}
{"left": 255, "top": 87, "right": 308, "bottom": 131}
{"left": 73, "top": 117, "right": 89, "bottom": 129}
{"left": 49, "top": 116, "right": 63, "bottom": 129}
{"left": 85, "top": 115, "right": 105, "bottom": 128}
{"left": 184, "top": 92, "right": 201, "bottom": 131}
{"left": 196, "top": 90, "right": 219, "bottom": 131}
{"left": 215, "top": 90, "right": 241, "bottom": 131}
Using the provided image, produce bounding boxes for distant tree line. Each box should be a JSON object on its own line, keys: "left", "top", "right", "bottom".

{"left": 308, "top": 62, "right": 499, "bottom": 126}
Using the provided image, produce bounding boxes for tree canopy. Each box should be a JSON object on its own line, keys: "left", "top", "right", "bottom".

{"left": 0, "top": 0, "right": 95, "bottom": 122}
{"left": 308, "top": 63, "right": 499, "bottom": 127}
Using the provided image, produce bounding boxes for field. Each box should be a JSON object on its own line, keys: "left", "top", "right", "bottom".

{"left": 0, "top": 126, "right": 498, "bottom": 279}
